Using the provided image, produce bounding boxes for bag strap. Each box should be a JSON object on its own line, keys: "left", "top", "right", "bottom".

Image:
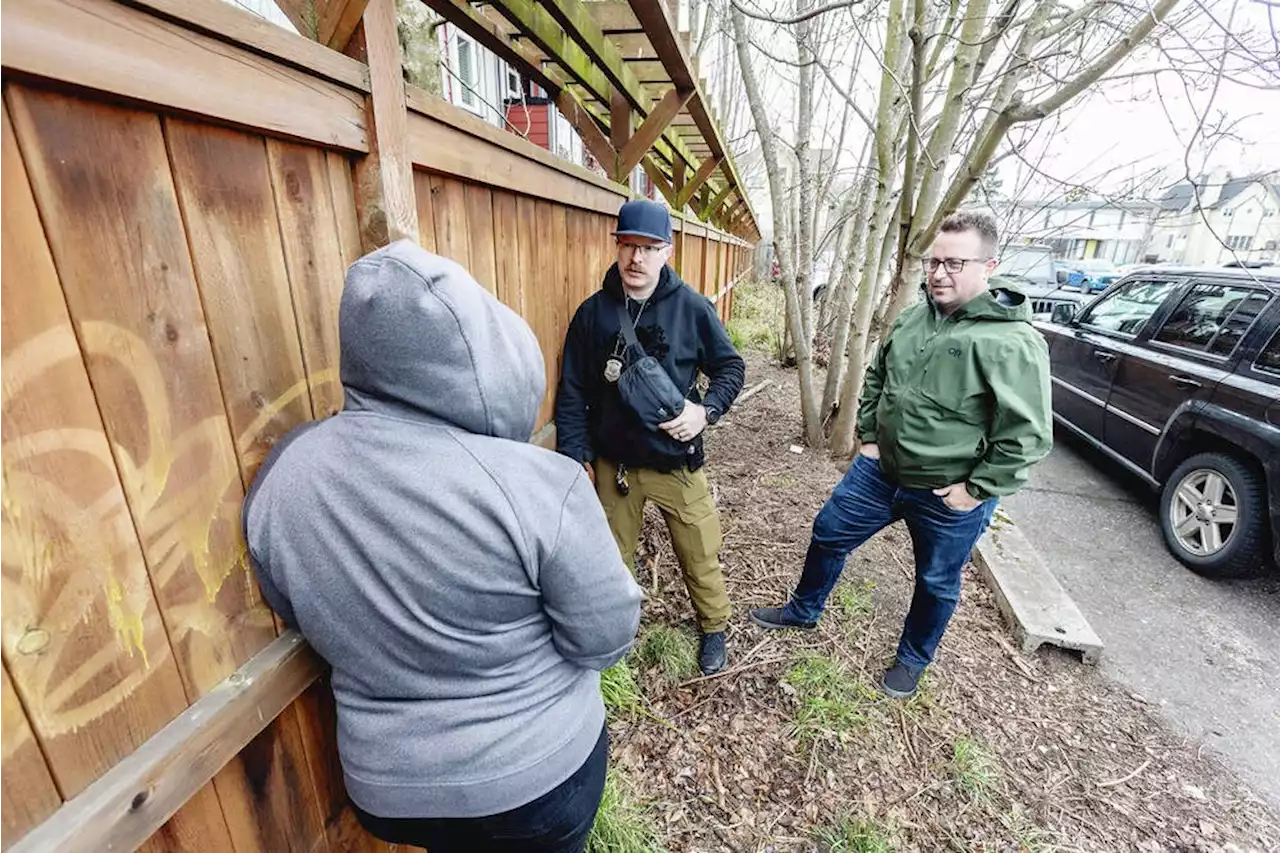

{"left": 615, "top": 300, "right": 645, "bottom": 355}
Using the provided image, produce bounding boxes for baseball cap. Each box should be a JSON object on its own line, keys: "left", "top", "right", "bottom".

{"left": 613, "top": 199, "right": 672, "bottom": 244}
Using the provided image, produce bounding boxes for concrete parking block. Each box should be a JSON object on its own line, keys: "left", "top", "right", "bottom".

{"left": 972, "top": 508, "right": 1104, "bottom": 665}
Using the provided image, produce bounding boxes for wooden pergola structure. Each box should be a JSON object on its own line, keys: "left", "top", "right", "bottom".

{"left": 378, "top": 0, "right": 761, "bottom": 240}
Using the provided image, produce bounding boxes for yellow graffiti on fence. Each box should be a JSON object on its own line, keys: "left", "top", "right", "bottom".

{"left": 2, "top": 318, "right": 339, "bottom": 736}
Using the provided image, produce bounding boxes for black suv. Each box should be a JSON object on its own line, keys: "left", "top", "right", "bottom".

{"left": 1038, "top": 267, "right": 1280, "bottom": 578}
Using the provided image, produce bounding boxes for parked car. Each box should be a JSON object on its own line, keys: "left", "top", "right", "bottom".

{"left": 994, "top": 245, "right": 1091, "bottom": 318}
{"left": 1072, "top": 258, "right": 1122, "bottom": 293}
{"left": 1037, "top": 267, "right": 1280, "bottom": 578}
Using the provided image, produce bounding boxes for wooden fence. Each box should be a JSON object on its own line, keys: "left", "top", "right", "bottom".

{"left": 0, "top": 1, "right": 752, "bottom": 851}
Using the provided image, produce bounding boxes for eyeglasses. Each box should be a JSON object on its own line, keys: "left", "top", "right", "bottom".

{"left": 617, "top": 242, "right": 668, "bottom": 259}
{"left": 926, "top": 257, "right": 990, "bottom": 273}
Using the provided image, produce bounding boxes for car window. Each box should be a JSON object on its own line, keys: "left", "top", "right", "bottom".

{"left": 1079, "top": 278, "right": 1180, "bottom": 336}
{"left": 1151, "top": 283, "right": 1271, "bottom": 356}
{"left": 1256, "top": 329, "right": 1280, "bottom": 375}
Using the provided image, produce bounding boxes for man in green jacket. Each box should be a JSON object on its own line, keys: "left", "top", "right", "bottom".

{"left": 750, "top": 210, "right": 1052, "bottom": 698}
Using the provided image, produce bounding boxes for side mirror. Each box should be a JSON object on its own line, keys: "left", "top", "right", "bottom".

{"left": 1056, "top": 269, "right": 1069, "bottom": 285}
{"left": 1051, "top": 303, "right": 1077, "bottom": 325}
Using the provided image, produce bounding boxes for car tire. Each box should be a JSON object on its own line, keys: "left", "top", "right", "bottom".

{"left": 1159, "top": 452, "right": 1270, "bottom": 579}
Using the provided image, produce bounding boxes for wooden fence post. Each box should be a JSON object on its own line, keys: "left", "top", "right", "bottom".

{"left": 346, "top": 0, "right": 418, "bottom": 251}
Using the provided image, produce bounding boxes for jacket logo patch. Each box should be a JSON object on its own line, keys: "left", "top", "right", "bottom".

{"left": 948, "top": 347, "right": 962, "bottom": 358}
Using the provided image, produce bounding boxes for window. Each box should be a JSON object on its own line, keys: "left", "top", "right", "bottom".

{"left": 504, "top": 63, "right": 522, "bottom": 100}
{"left": 452, "top": 32, "right": 482, "bottom": 113}
{"left": 1152, "top": 283, "right": 1270, "bottom": 356}
{"left": 1080, "top": 278, "right": 1180, "bottom": 337}
{"left": 1256, "top": 330, "right": 1280, "bottom": 375}
{"left": 1226, "top": 235, "right": 1253, "bottom": 251}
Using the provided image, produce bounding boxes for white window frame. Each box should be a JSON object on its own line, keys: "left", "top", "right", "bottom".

{"left": 447, "top": 29, "right": 486, "bottom": 116}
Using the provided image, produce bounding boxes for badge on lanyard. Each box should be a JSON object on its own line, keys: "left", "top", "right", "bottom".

{"left": 604, "top": 357, "right": 623, "bottom": 383}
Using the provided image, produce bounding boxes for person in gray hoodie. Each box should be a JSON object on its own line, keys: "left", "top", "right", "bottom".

{"left": 243, "top": 240, "right": 643, "bottom": 852}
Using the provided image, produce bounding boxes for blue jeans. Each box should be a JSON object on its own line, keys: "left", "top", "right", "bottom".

{"left": 785, "top": 455, "right": 997, "bottom": 670}
{"left": 352, "top": 724, "right": 608, "bottom": 852}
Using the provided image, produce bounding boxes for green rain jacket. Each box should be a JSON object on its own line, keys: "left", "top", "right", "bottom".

{"left": 857, "top": 286, "right": 1053, "bottom": 499}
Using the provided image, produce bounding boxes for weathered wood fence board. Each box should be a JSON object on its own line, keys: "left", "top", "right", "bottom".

{"left": 1, "top": 1, "right": 753, "bottom": 849}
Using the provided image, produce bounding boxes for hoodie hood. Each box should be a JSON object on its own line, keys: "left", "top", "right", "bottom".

{"left": 948, "top": 285, "right": 1032, "bottom": 322}
{"left": 339, "top": 240, "right": 545, "bottom": 441}
{"left": 601, "top": 262, "right": 684, "bottom": 303}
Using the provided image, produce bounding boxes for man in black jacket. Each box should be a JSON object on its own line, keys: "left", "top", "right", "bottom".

{"left": 557, "top": 200, "right": 746, "bottom": 675}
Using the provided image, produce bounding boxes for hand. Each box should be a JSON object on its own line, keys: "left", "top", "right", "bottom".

{"left": 933, "top": 482, "right": 982, "bottom": 512}
{"left": 659, "top": 401, "right": 708, "bottom": 443}
{"left": 857, "top": 442, "right": 880, "bottom": 460}
{"left": 584, "top": 463, "right": 596, "bottom": 486}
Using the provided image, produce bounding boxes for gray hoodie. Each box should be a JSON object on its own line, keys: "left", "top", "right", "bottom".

{"left": 243, "top": 240, "right": 643, "bottom": 819}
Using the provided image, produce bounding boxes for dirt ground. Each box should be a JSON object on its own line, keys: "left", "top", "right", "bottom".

{"left": 607, "top": 352, "right": 1280, "bottom": 853}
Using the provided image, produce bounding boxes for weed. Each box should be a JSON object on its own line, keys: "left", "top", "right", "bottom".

{"left": 600, "top": 660, "right": 643, "bottom": 718}
{"left": 587, "top": 770, "right": 666, "bottom": 853}
{"left": 785, "top": 653, "right": 875, "bottom": 747}
{"left": 634, "top": 625, "right": 699, "bottom": 684}
{"left": 952, "top": 734, "right": 1000, "bottom": 802}
{"left": 812, "top": 815, "right": 895, "bottom": 853}
{"left": 833, "top": 579, "right": 876, "bottom": 621}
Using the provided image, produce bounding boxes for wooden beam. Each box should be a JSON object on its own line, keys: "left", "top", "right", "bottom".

{"left": 317, "top": 0, "right": 371, "bottom": 50}
{"left": 1, "top": 0, "right": 368, "bottom": 151}
{"left": 125, "top": 0, "right": 371, "bottom": 91}
{"left": 610, "top": 88, "right": 631, "bottom": 154}
{"left": 700, "top": 182, "right": 732, "bottom": 221}
{"left": 7, "top": 634, "right": 323, "bottom": 853}
{"left": 676, "top": 155, "right": 720, "bottom": 209}
{"left": 418, "top": 0, "right": 562, "bottom": 94}
{"left": 349, "top": 0, "right": 418, "bottom": 250}
{"left": 616, "top": 86, "right": 692, "bottom": 179}
{"left": 641, "top": 156, "right": 676, "bottom": 206}
{"left": 673, "top": 157, "right": 686, "bottom": 194}
{"left": 556, "top": 91, "right": 618, "bottom": 177}
{"left": 586, "top": 1, "right": 644, "bottom": 32}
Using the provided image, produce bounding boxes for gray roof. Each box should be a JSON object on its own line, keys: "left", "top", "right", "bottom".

{"left": 1157, "top": 172, "right": 1280, "bottom": 212}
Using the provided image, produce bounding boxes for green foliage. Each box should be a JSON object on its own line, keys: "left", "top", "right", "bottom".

{"left": 586, "top": 770, "right": 667, "bottom": 853}
{"left": 812, "top": 815, "right": 895, "bottom": 853}
{"left": 600, "top": 660, "right": 643, "bottom": 718}
{"left": 634, "top": 625, "right": 699, "bottom": 684}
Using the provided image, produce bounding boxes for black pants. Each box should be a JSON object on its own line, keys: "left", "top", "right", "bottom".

{"left": 353, "top": 724, "right": 608, "bottom": 853}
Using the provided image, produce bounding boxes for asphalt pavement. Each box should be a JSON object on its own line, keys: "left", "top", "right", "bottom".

{"left": 1002, "top": 432, "right": 1280, "bottom": 812}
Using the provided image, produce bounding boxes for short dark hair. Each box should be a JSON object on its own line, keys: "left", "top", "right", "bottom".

{"left": 939, "top": 209, "right": 999, "bottom": 258}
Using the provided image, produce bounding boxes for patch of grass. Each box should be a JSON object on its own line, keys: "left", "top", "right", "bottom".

{"left": 785, "top": 653, "right": 878, "bottom": 747}
{"left": 727, "top": 279, "right": 784, "bottom": 356}
{"left": 812, "top": 815, "right": 895, "bottom": 853}
{"left": 586, "top": 770, "right": 666, "bottom": 853}
{"left": 600, "top": 660, "right": 643, "bottom": 718}
{"left": 634, "top": 625, "right": 699, "bottom": 684}
{"left": 833, "top": 579, "right": 876, "bottom": 621}
{"left": 952, "top": 734, "right": 1000, "bottom": 802}
{"left": 999, "top": 803, "right": 1053, "bottom": 852}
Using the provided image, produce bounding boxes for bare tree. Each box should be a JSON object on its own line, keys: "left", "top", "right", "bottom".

{"left": 732, "top": 3, "right": 824, "bottom": 444}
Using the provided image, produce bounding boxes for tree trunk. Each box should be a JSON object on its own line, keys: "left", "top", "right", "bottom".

{"left": 795, "top": 0, "right": 817, "bottom": 344}
{"left": 731, "top": 5, "right": 823, "bottom": 445}
{"left": 820, "top": 166, "right": 876, "bottom": 415}
{"left": 828, "top": 0, "right": 908, "bottom": 457}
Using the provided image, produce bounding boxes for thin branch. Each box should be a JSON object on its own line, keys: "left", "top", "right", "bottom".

{"left": 729, "top": 0, "right": 866, "bottom": 26}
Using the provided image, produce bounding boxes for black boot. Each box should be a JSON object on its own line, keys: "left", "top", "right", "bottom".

{"left": 699, "top": 631, "right": 727, "bottom": 675}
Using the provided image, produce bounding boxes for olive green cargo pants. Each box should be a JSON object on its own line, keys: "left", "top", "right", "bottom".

{"left": 592, "top": 458, "right": 730, "bottom": 633}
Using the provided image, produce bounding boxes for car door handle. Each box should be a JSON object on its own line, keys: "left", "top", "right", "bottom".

{"left": 1169, "top": 374, "right": 1202, "bottom": 390}
{"left": 1092, "top": 350, "right": 1117, "bottom": 363}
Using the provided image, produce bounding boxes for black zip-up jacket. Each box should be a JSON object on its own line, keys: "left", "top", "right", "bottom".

{"left": 556, "top": 263, "right": 746, "bottom": 472}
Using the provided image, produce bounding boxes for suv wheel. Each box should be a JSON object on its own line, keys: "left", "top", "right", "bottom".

{"left": 1159, "top": 452, "right": 1269, "bottom": 579}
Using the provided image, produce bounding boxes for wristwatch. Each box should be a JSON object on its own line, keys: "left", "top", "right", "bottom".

{"left": 704, "top": 404, "right": 721, "bottom": 425}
